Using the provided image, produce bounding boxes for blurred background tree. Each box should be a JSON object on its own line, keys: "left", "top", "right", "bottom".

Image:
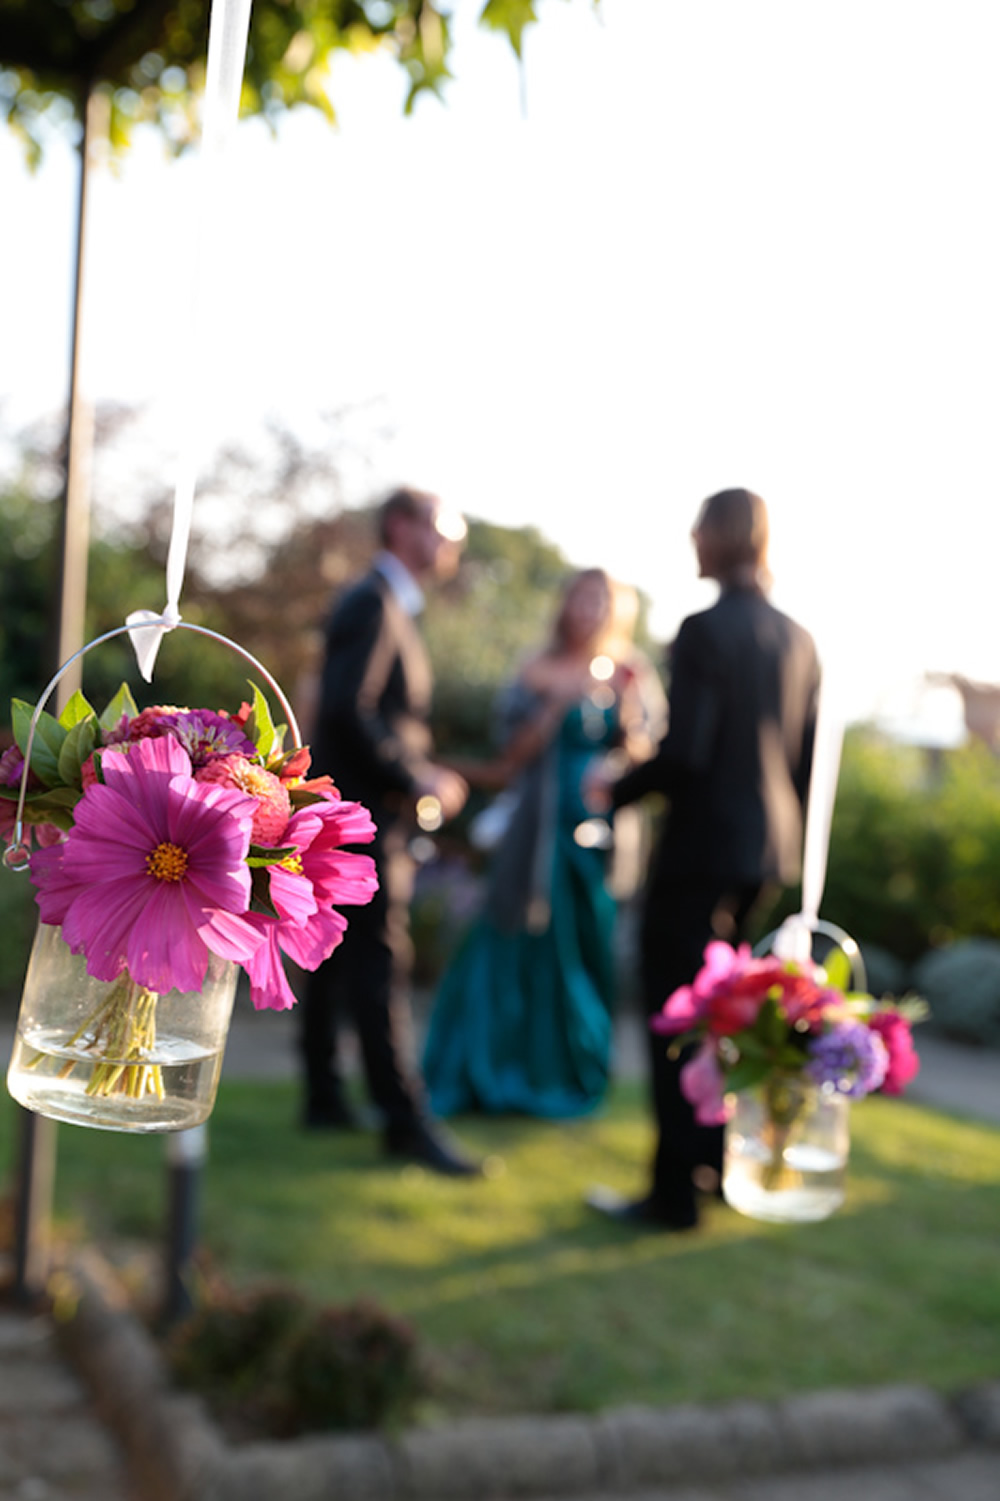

{"left": 0, "top": 0, "right": 563, "bottom": 163}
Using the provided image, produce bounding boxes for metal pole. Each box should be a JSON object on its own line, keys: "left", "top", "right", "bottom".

{"left": 12, "top": 83, "right": 106, "bottom": 1304}
{"left": 162, "top": 1125, "right": 208, "bottom": 1327}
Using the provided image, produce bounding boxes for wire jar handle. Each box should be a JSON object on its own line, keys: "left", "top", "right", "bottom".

{"left": 3, "top": 621, "right": 302, "bottom": 873}
{"left": 755, "top": 914, "right": 868, "bottom": 993}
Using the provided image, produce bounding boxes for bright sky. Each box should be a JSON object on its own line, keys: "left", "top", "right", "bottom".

{"left": 2, "top": 0, "right": 999, "bottom": 733}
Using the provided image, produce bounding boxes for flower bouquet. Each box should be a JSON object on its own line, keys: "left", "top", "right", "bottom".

{"left": 2, "top": 682, "right": 377, "bottom": 1132}
{"left": 653, "top": 934, "right": 923, "bottom": 1222}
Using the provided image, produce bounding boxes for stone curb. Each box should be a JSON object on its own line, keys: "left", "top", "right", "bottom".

{"left": 55, "top": 1249, "right": 1000, "bottom": 1501}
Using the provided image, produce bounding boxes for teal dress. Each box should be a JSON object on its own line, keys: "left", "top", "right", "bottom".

{"left": 422, "top": 688, "right": 620, "bottom": 1118}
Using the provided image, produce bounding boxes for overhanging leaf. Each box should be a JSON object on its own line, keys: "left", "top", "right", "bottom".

{"left": 58, "top": 690, "right": 96, "bottom": 729}
{"left": 99, "top": 682, "right": 139, "bottom": 733}
{"left": 244, "top": 682, "right": 278, "bottom": 762}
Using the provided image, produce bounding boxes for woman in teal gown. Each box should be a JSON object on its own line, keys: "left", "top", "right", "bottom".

{"left": 423, "top": 570, "right": 665, "bottom": 1118}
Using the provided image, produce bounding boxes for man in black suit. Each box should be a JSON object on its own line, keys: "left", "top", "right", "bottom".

{"left": 300, "top": 487, "right": 478, "bottom": 1175}
{"left": 588, "top": 489, "right": 820, "bottom": 1229}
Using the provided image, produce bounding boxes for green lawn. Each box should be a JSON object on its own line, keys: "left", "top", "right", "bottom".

{"left": 6, "top": 1081, "right": 1000, "bottom": 1420}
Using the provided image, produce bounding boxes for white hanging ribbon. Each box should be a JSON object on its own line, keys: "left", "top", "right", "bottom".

{"left": 127, "top": 0, "right": 254, "bottom": 681}
{"left": 772, "top": 660, "right": 846, "bottom": 965}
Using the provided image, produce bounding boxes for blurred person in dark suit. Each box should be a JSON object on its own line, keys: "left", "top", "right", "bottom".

{"left": 586, "top": 488, "right": 821, "bottom": 1229}
{"left": 300, "top": 486, "right": 478, "bottom": 1176}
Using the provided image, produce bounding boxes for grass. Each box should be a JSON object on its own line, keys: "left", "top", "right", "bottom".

{"left": 4, "top": 1079, "right": 1000, "bottom": 1421}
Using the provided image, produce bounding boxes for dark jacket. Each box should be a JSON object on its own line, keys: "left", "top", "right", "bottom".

{"left": 312, "top": 569, "right": 434, "bottom": 827}
{"left": 613, "top": 585, "right": 820, "bottom": 885}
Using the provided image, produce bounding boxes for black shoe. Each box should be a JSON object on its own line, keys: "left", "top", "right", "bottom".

{"left": 303, "top": 1097, "right": 362, "bottom": 1131}
{"left": 384, "top": 1121, "right": 481, "bottom": 1177}
{"left": 585, "top": 1185, "right": 698, "bottom": 1231}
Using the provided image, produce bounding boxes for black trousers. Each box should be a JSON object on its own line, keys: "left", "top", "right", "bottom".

{"left": 299, "top": 824, "right": 426, "bottom": 1131}
{"left": 639, "top": 871, "right": 763, "bottom": 1220}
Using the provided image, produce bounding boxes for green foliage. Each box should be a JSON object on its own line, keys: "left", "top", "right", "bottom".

{"left": 0, "top": 0, "right": 561, "bottom": 164}
{"left": 165, "top": 1274, "right": 423, "bottom": 1435}
{"left": 823, "top": 732, "right": 1000, "bottom": 962}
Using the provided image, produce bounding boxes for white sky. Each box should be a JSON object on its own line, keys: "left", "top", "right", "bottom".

{"left": 2, "top": 0, "right": 999, "bottom": 732}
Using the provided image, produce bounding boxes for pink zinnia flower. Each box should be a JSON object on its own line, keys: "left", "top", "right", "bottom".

{"left": 244, "top": 796, "right": 378, "bottom": 1011}
{"left": 195, "top": 754, "right": 292, "bottom": 843}
{"left": 30, "top": 736, "right": 264, "bottom": 995}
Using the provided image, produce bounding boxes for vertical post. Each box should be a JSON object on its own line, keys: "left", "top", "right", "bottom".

{"left": 162, "top": 1125, "right": 208, "bottom": 1327}
{"left": 12, "top": 83, "right": 106, "bottom": 1304}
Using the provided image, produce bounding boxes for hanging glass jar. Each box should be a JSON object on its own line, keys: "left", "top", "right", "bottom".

{"left": 722, "top": 1073, "right": 850, "bottom": 1224}
{"left": 7, "top": 922, "right": 239, "bottom": 1134}
{"left": 2, "top": 619, "right": 305, "bottom": 1134}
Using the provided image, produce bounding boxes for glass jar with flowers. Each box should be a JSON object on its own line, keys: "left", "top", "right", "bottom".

{"left": 1, "top": 676, "right": 378, "bottom": 1133}
{"left": 652, "top": 922, "right": 924, "bottom": 1223}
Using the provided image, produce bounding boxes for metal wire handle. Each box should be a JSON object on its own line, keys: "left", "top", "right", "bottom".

{"left": 755, "top": 914, "right": 868, "bottom": 993}
{"left": 3, "top": 621, "right": 302, "bottom": 873}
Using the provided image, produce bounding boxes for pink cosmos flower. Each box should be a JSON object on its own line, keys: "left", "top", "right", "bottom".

{"left": 244, "top": 796, "right": 378, "bottom": 1011}
{"left": 195, "top": 754, "right": 292, "bottom": 843}
{"left": 30, "top": 735, "right": 264, "bottom": 995}
{"left": 868, "top": 1011, "right": 920, "bottom": 1095}
{"left": 680, "top": 1041, "right": 731, "bottom": 1126}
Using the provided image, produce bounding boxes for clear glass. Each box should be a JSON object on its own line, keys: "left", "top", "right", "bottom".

{"left": 722, "top": 1077, "right": 850, "bottom": 1223}
{"left": 6, "top": 923, "right": 237, "bottom": 1133}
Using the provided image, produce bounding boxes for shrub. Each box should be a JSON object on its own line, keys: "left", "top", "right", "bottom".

{"left": 912, "top": 939, "right": 1000, "bottom": 1047}
{"left": 164, "top": 1278, "right": 422, "bottom": 1437}
{"left": 273, "top": 1299, "right": 422, "bottom": 1435}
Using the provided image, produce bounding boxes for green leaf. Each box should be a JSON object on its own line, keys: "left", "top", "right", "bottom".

{"left": 244, "top": 682, "right": 278, "bottom": 762}
{"left": 57, "top": 717, "right": 98, "bottom": 788}
{"left": 11, "top": 699, "right": 35, "bottom": 758}
{"left": 58, "top": 690, "right": 96, "bottom": 729}
{"left": 99, "top": 682, "right": 139, "bottom": 733}
{"left": 821, "top": 947, "right": 853, "bottom": 993}
{"left": 480, "top": 0, "right": 538, "bottom": 59}
{"left": 288, "top": 787, "right": 329, "bottom": 809}
{"left": 12, "top": 705, "right": 68, "bottom": 786}
{"left": 250, "top": 867, "right": 281, "bottom": 920}
{"left": 246, "top": 844, "right": 297, "bottom": 868}
{"left": 724, "top": 1057, "right": 771, "bottom": 1094}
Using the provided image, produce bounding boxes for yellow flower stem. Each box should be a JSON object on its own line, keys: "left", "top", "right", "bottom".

{"left": 20, "top": 969, "right": 165, "bottom": 1100}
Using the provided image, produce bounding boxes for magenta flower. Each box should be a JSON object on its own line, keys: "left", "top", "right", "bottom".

{"left": 244, "top": 796, "right": 378, "bottom": 1011}
{"left": 30, "top": 735, "right": 264, "bottom": 994}
{"left": 680, "top": 1041, "right": 731, "bottom": 1125}
{"left": 867, "top": 1011, "right": 920, "bottom": 1095}
{"left": 653, "top": 941, "right": 755, "bottom": 1034}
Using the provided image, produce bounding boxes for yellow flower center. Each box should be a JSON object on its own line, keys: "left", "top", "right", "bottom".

{"left": 233, "top": 764, "right": 275, "bottom": 797}
{"left": 146, "top": 842, "right": 189, "bottom": 882}
{"left": 280, "top": 853, "right": 304, "bottom": 875}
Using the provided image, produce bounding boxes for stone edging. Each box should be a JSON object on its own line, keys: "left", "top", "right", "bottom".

{"left": 55, "top": 1248, "right": 1000, "bottom": 1501}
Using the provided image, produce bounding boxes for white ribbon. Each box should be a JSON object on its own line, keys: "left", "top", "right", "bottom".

{"left": 773, "top": 662, "right": 846, "bottom": 965}
{"left": 127, "top": 0, "right": 254, "bottom": 682}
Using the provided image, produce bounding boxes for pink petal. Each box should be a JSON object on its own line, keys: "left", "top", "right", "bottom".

{"left": 126, "top": 881, "right": 209, "bottom": 994}
{"left": 59, "top": 878, "right": 157, "bottom": 982}
{"left": 267, "top": 865, "right": 318, "bottom": 926}
{"left": 192, "top": 903, "right": 267, "bottom": 965}
{"left": 279, "top": 906, "right": 348, "bottom": 970}
{"left": 245, "top": 924, "right": 299, "bottom": 1010}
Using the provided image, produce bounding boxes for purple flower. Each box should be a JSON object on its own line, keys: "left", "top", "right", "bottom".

{"left": 146, "top": 710, "right": 257, "bottom": 768}
{"left": 30, "top": 735, "right": 264, "bottom": 994}
{"left": 805, "top": 1022, "right": 889, "bottom": 1099}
